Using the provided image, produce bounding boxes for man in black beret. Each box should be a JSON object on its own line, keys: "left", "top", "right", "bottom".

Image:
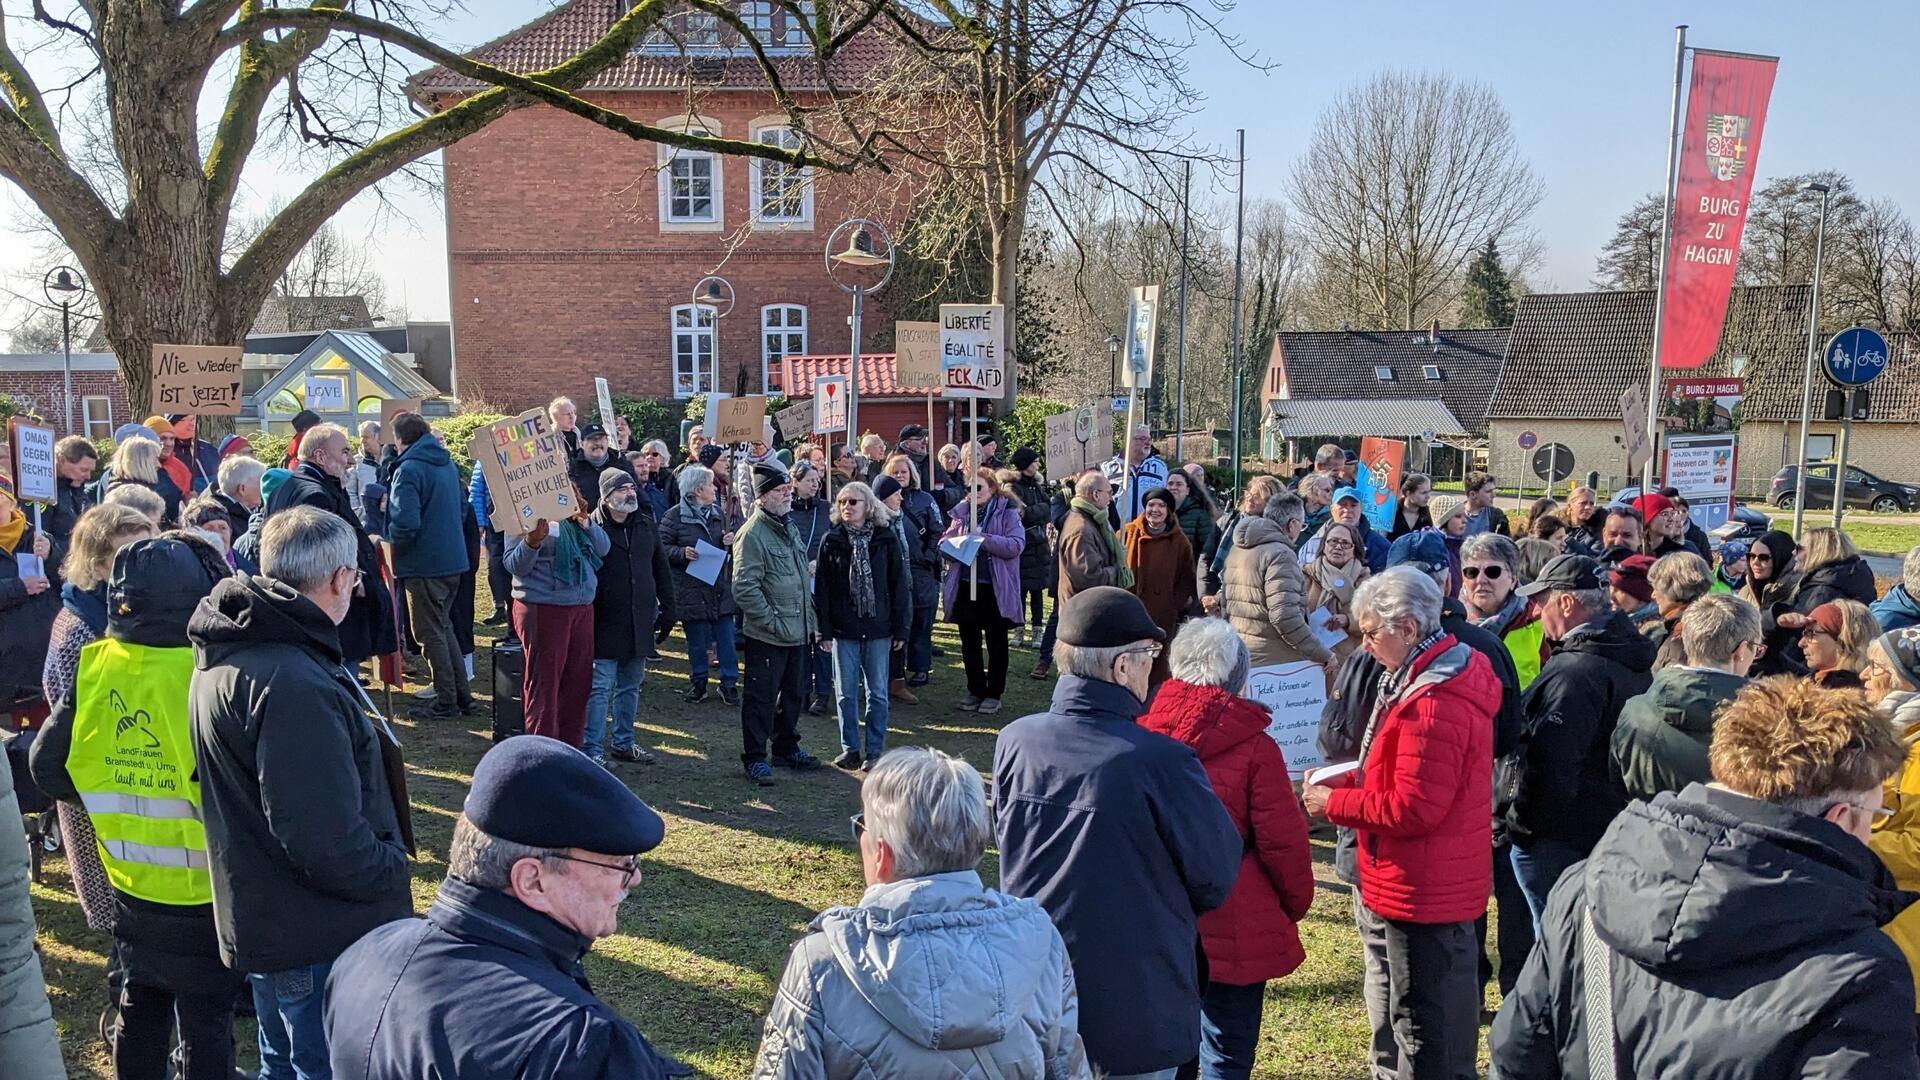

{"left": 324, "top": 736, "right": 680, "bottom": 1079}
{"left": 991, "top": 588, "right": 1241, "bottom": 1078}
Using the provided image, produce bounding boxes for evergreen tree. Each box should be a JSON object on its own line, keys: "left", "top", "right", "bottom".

{"left": 1460, "top": 239, "right": 1516, "bottom": 327}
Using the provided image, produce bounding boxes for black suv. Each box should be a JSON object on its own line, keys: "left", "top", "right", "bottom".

{"left": 1769, "top": 462, "right": 1919, "bottom": 512}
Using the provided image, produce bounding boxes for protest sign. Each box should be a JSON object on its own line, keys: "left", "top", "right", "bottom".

{"left": 1247, "top": 661, "right": 1329, "bottom": 779}
{"left": 814, "top": 376, "right": 849, "bottom": 433}
{"left": 8, "top": 418, "right": 56, "bottom": 504}
{"left": 468, "top": 409, "right": 576, "bottom": 534}
{"left": 1354, "top": 437, "right": 1405, "bottom": 533}
{"left": 595, "top": 377, "right": 618, "bottom": 433}
{"left": 713, "top": 395, "right": 766, "bottom": 444}
{"left": 304, "top": 375, "right": 347, "bottom": 413}
{"left": 1044, "top": 405, "right": 1110, "bottom": 479}
{"left": 895, "top": 321, "right": 942, "bottom": 389}
{"left": 1119, "top": 286, "right": 1160, "bottom": 390}
{"left": 939, "top": 304, "right": 1005, "bottom": 399}
{"left": 152, "top": 344, "right": 243, "bottom": 415}
{"left": 379, "top": 398, "right": 422, "bottom": 445}
{"left": 774, "top": 399, "right": 816, "bottom": 442}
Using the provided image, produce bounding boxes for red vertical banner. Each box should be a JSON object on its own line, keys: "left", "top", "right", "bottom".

{"left": 1659, "top": 49, "right": 1779, "bottom": 369}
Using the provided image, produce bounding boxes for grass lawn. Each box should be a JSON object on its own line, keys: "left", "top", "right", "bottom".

{"left": 1834, "top": 521, "right": 1920, "bottom": 555}
{"left": 30, "top": 585, "right": 1509, "bottom": 1078}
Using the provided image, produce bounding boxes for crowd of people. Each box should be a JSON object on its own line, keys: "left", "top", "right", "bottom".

{"left": 8, "top": 410, "right": 1920, "bottom": 1079}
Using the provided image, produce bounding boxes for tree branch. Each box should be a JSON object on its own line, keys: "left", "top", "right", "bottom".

{"left": 0, "top": 9, "right": 63, "bottom": 156}
{"left": 204, "top": 0, "right": 342, "bottom": 246}
{"left": 0, "top": 106, "right": 117, "bottom": 266}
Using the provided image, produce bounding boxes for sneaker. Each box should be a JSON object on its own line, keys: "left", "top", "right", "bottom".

{"left": 1029, "top": 660, "right": 1052, "bottom": 680}
{"left": 592, "top": 755, "right": 610, "bottom": 770}
{"left": 745, "top": 761, "right": 775, "bottom": 786}
{"left": 957, "top": 695, "right": 982, "bottom": 712}
{"left": 412, "top": 686, "right": 439, "bottom": 701}
{"left": 484, "top": 607, "right": 509, "bottom": 626}
{"left": 906, "top": 672, "right": 930, "bottom": 688}
{"left": 832, "top": 750, "right": 863, "bottom": 770}
{"left": 685, "top": 685, "right": 709, "bottom": 704}
{"left": 977, "top": 698, "right": 1003, "bottom": 715}
{"left": 806, "top": 694, "right": 829, "bottom": 716}
{"left": 719, "top": 686, "right": 741, "bottom": 706}
{"left": 608, "top": 746, "right": 655, "bottom": 764}
{"left": 774, "top": 749, "right": 822, "bottom": 770}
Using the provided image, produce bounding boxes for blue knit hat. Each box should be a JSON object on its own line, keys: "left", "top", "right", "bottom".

{"left": 1386, "top": 530, "right": 1449, "bottom": 575}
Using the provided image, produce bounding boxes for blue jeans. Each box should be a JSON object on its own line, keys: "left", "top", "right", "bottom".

{"left": 1511, "top": 836, "right": 1590, "bottom": 936}
{"left": 250, "top": 960, "right": 333, "bottom": 1080}
{"left": 683, "top": 618, "right": 738, "bottom": 689}
{"left": 833, "top": 637, "right": 891, "bottom": 758}
{"left": 1038, "top": 592, "right": 1059, "bottom": 656}
{"left": 582, "top": 656, "right": 646, "bottom": 759}
{"left": 1198, "top": 980, "right": 1267, "bottom": 1080}
{"left": 891, "top": 604, "right": 937, "bottom": 680}
{"left": 808, "top": 646, "right": 834, "bottom": 700}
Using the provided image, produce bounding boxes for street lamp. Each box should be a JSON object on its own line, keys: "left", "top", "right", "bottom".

{"left": 1791, "top": 182, "right": 1833, "bottom": 537}
{"left": 1106, "top": 335, "right": 1121, "bottom": 395}
{"left": 824, "top": 219, "right": 896, "bottom": 447}
{"left": 690, "top": 274, "right": 737, "bottom": 394}
{"left": 41, "top": 266, "right": 85, "bottom": 434}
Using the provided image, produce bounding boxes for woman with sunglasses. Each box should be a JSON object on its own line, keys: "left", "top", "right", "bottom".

{"left": 1739, "top": 529, "right": 1805, "bottom": 675}
{"left": 1460, "top": 533, "right": 1547, "bottom": 689}
{"left": 940, "top": 469, "right": 1026, "bottom": 714}
{"left": 1796, "top": 600, "right": 1880, "bottom": 690}
{"left": 814, "top": 482, "right": 910, "bottom": 771}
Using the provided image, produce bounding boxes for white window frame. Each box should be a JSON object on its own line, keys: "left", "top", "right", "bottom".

{"left": 749, "top": 123, "right": 813, "bottom": 226}
{"left": 741, "top": 1, "right": 774, "bottom": 45}
{"left": 781, "top": 0, "right": 817, "bottom": 47}
{"left": 657, "top": 117, "right": 724, "bottom": 231}
{"left": 761, "top": 304, "right": 808, "bottom": 389}
{"left": 82, "top": 394, "right": 112, "bottom": 440}
{"left": 1374, "top": 365, "right": 1396, "bottom": 381}
{"left": 1422, "top": 364, "right": 1441, "bottom": 381}
{"left": 672, "top": 303, "right": 718, "bottom": 399}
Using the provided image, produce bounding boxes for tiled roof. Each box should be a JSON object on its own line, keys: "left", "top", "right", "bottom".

{"left": 777, "top": 354, "right": 922, "bottom": 398}
{"left": 1487, "top": 285, "right": 1841, "bottom": 423}
{"left": 1267, "top": 398, "right": 1466, "bottom": 439}
{"left": 408, "top": 0, "right": 900, "bottom": 97}
{"left": 1268, "top": 328, "right": 1508, "bottom": 435}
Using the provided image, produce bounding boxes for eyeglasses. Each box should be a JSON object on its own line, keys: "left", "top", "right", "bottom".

{"left": 850, "top": 812, "right": 867, "bottom": 843}
{"left": 1359, "top": 623, "right": 1403, "bottom": 642}
{"left": 338, "top": 566, "right": 365, "bottom": 589}
{"left": 1800, "top": 625, "right": 1834, "bottom": 640}
{"left": 836, "top": 498, "right": 861, "bottom": 507}
{"left": 1863, "top": 659, "right": 1892, "bottom": 679}
{"left": 1748, "top": 552, "right": 1773, "bottom": 563}
{"left": 545, "top": 852, "right": 642, "bottom": 888}
{"left": 1322, "top": 537, "right": 1354, "bottom": 547}
{"left": 1123, "top": 643, "right": 1164, "bottom": 659}
{"left": 1829, "top": 799, "right": 1895, "bottom": 821}
{"left": 1462, "top": 565, "right": 1505, "bottom": 580}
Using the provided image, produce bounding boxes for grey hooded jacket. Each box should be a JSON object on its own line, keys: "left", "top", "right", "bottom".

{"left": 752, "top": 871, "right": 1090, "bottom": 1080}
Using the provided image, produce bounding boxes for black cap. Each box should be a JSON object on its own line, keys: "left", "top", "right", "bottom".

{"left": 599, "top": 467, "right": 636, "bottom": 500}
{"left": 579, "top": 423, "right": 608, "bottom": 441}
{"left": 1516, "top": 553, "right": 1604, "bottom": 597}
{"left": 466, "top": 736, "right": 665, "bottom": 855}
{"left": 108, "top": 536, "right": 228, "bottom": 646}
{"left": 898, "top": 424, "right": 928, "bottom": 440}
{"left": 753, "top": 462, "right": 791, "bottom": 496}
{"left": 1011, "top": 447, "right": 1039, "bottom": 471}
{"left": 1057, "top": 586, "right": 1166, "bottom": 648}
{"left": 873, "top": 475, "right": 904, "bottom": 501}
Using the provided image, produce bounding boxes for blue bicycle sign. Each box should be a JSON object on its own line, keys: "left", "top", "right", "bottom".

{"left": 1822, "top": 326, "right": 1891, "bottom": 389}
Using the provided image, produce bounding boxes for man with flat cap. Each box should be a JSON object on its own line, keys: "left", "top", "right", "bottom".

{"left": 324, "top": 736, "right": 680, "bottom": 1079}
{"left": 993, "top": 587, "right": 1241, "bottom": 1080}
{"left": 733, "top": 461, "right": 822, "bottom": 785}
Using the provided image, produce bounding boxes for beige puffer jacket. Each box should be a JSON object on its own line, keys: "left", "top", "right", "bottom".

{"left": 1222, "top": 515, "right": 1332, "bottom": 668}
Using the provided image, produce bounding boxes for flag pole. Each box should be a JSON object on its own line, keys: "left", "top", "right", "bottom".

{"left": 1642, "top": 24, "right": 1689, "bottom": 494}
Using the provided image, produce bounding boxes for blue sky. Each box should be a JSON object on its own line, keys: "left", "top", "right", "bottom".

{"left": 7, "top": 1, "right": 1916, "bottom": 325}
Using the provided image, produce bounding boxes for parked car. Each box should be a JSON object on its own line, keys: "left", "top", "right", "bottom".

{"left": 1768, "top": 463, "right": 1918, "bottom": 512}
{"left": 1611, "top": 486, "right": 1771, "bottom": 552}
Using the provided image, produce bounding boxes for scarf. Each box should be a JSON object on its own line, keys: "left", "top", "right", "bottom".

{"left": 550, "top": 519, "right": 604, "bottom": 588}
{"left": 1306, "top": 555, "right": 1362, "bottom": 612}
{"left": 0, "top": 510, "right": 24, "bottom": 556}
{"left": 846, "top": 523, "right": 878, "bottom": 619}
{"left": 1357, "top": 627, "right": 1448, "bottom": 773}
{"left": 1072, "top": 496, "right": 1133, "bottom": 589}
{"left": 1473, "top": 590, "right": 1528, "bottom": 637}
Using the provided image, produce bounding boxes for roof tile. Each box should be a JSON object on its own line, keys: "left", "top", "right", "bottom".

{"left": 777, "top": 353, "right": 919, "bottom": 398}
{"left": 1267, "top": 328, "right": 1508, "bottom": 435}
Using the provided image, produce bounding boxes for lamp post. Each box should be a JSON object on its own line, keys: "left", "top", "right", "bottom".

{"left": 1106, "top": 335, "right": 1121, "bottom": 396}
{"left": 691, "top": 275, "right": 742, "bottom": 514}
{"left": 824, "top": 219, "right": 896, "bottom": 452}
{"left": 41, "top": 266, "right": 86, "bottom": 434}
{"left": 1791, "top": 182, "right": 1832, "bottom": 538}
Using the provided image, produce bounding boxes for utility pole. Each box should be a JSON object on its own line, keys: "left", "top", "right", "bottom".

{"left": 1228, "top": 129, "right": 1247, "bottom": 493}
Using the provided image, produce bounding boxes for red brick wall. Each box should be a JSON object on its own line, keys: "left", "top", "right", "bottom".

{"left": 0, "top": 369, "right": 132, "bottom": 442}
{"left": 442, "top": 92, "right": 906, "bottom": 413}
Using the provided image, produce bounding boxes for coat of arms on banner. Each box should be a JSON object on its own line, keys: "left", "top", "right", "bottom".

{"left": 1704, "top": 113, "right": 1750, "bottom": 182}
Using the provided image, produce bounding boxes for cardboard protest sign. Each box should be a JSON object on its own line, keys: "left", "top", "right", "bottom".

{"left": 813, "top": 377, "right": 849, "bottom": 433}
{"left": 8, "top": 419, "right": 57, "bottom": 504}
{"left": 939, "top": 305, "right": 1005, "bottom": 399}
{"left": 1247, "top": 661, "right": 1329, "bottom": 779}
{"left": 152, "top": 344, "right": 243, "bottom": 415}
{"left": 1044, "top": 405, "right": 1109, "bottom": 479}
{"left": 894, "top": 321, "right": 941, "bottom": 389}
{"left": 713, "top": 395, "right": 766, "bottom": 444}
{"left": 467, "top": 409, "right": 577, "bottom": 534}
{"left": 774, "top": 399, "right": 816, "bottom": 442}
{"left": 379, "top": 398, "right": 422, "bottom": 445}
{"left": 304, "top": 375, "right": 347, "bottom": 412}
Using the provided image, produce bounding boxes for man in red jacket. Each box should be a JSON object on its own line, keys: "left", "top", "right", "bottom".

{"left": 1302, "top": 565, "right": 1497, "bottom": 1080}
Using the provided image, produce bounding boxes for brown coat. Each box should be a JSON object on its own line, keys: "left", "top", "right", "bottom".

{"left": 1222, "top": 516, "right": 1333, "bottom": 668}
{"left": 1057, "top": 504, "right": 1118, "bottom": 606}
{"left": 1302, "top": 556, "right": 1368, "bottom": 666}
{"left": 1123, "top": 518, "right": 1202, "bottom": 681}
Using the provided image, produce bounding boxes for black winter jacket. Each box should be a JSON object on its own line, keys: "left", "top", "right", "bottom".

{"left": 105, "top": 473, "right": 183, "bottom": 526}
{"left": 212, "top": 492, "right": 252, "bottom": 543}
{"left": 0, "top": 516, "right": 61, "bottom": 706}
{"left": 1499, "top": 610, "right": 1655, "bottom": 849}
{"left": 1491, "top": 783, "right": 1919, "bottom": 1078}
{"left": 266, "top": 462, "right": 397, "bottom": 662}
{"left": 893, "top": 488, "right": 943, "bottom": 608}
{"left": 591, "top": 503, "right": 675, "bottom": 663}
{"left": 659, "top": 500, "right": 736, "bottom": 621}
{"left": 813, "top": 523, "right": 910, "bottom": 641}
{"left": 567, "top": 452, "right": 637, "bottom": 515}
{"left": 784, "top": 495, "right": 831, "bottom": 564}
{"left": 44, "top": 475, "right": 93, "bottom": 546}
{"left": 1793, "top": 555, "right": 1879, "bottom": 612}
{"left": 188, "top": 575, "right": 413, "bottom": 973}
{"left": 1009, "top": 472, "right": 1054, "bottom": 593}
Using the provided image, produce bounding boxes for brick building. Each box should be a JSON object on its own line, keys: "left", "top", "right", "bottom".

{"left": 410, "top": 1, "right": 911, "bottom": 417}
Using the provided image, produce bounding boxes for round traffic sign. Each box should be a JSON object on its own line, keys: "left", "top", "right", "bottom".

{"left": 1532, "top": 443, "right": 1575, "bottom": 484}
{"left": 1823, "top": 326, "right": 1891, "bottom": 388}
{"left": 1517, "top": 430, "right": 1539, "bottom": 450}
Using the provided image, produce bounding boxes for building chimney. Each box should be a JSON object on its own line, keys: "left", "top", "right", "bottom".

{"left": 1429, "top": 318, "right": 1441, "bottom": 349}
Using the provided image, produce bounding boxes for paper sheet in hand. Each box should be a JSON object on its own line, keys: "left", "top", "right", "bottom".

{"left": 685, "top": 539, "right": 728, "bottom": 586}
{"left": 1305, "top": 760, "right": 1360, "bottom": 787}
{"left": 1246, "top": 661, "right": 1329, "bottom": 778}
{"left": 939, "top": 534, "right": 984, "bottom": 566}
{"left": 13, "top": 553, "right": 42, "bottom": 581}
{"left": 1308, "top": 607, "right": 1348, "bottom": 651}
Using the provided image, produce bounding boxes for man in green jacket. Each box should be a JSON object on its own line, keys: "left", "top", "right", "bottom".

{"left": 1610, "top": 593, "right": 1763, "bottom": 801}
{"left": 734, "top": 463, "right": 822, "bottom": 786}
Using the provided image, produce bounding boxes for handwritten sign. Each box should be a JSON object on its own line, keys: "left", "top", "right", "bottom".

{"left": 1120, "top": 286, "right": 1160, "bottom": 390}
{"left": 1044, "top": 405, "right": 1109, "bottom": 479}
{"left": 1247, "top": 661, "right": 1329, "bottom": 779}
{"left": 895, "top": 321, "right": 941, "bottom": 389}
{"left": 379, "top": 397, "right": 421, "bottom": 445}
{"left": 774, "top": 399, "right": 816, "bottom": 443}
{"left": 468, "top": 409, "right": 576, "bottom": 534}
{"left": 939, "top": 304, "right": 1005, "bottom": 399}
{"left": 304, "top": 375, "right": 347, "bottom": 413}
{"left": 814, "top": 376, "right": 849, "bottom": 433}
{"left": 713, "top": 395, "right": 766, "bottom": 444}
{"left": 8, "top": 419, "right": 56, "bottom": 504}
{"left": 152, "top": 344, "right": 243, "bottom": 415}
{"left": 595, "top": 377, "right": 618, "bottom": 434}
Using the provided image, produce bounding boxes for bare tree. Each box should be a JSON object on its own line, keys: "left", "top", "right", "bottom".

{"left": 1593, "top": 192, "right": 1664, "bottom": 290}
{"left": 0, "top": 0, "right": 901, "bottom": 416}
{"left": 1288, "top": 70, "right": 1542, "bottom": 331}
{"left": 1738, "top": 171, "right": 1862, "bottom": 291}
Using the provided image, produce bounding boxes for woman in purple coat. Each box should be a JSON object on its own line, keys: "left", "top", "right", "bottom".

{"left": 941, "top": 468, "right": 1027, "bottom": 714}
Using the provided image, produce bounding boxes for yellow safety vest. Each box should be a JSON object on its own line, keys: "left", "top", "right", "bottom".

{"left": 64, "top": 638, "right": 209, "bottom": 906}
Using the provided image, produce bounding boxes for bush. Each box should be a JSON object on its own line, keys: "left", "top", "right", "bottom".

{"left": 433, "top": 413, "right": 510, "bottom": 478}
{"left": 249, "top": 431, "right": 293, "bottom": 469}
{"left": 998, "top": 398, "right": 1071, "bottom": 459}
{"left": 612, "top": 396, "right": 681, "bottom": 448}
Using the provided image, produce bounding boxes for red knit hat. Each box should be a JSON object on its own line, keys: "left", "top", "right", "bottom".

{"left": 1631, "top": 493, "right": 1675, "bottom": 522}
{"left": 1610, "top": 553, "right": 1657, "bottom": 604}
